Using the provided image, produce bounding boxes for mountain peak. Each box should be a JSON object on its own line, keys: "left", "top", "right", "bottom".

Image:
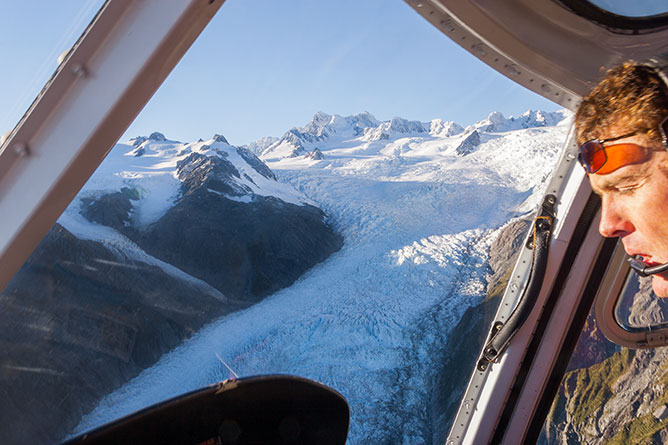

{"left": 355, "top": 111, "right": 377, "bottom": 120}
{"left": 312, "top": 111, "right": 332, "bottom": 123}
{"left": 303, "top": 112, "right": 333, "bottom": 137}
{"left": 429, "top": 119, "right": 464, "bottom": 137}
{"left": 213, "top": 134, "right": 229, "bottom": 144}
{"left": 361, "top": 116, "right": 427, "bottom": 141}
{"left": 130, "top": 132, "right": 170, "bottom": 147}
{"left": 149, "top": 132, "right": 167, "bottom": 142}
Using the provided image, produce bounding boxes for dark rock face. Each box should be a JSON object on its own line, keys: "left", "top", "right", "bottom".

{"left": 487, "top": 218, "right": 530, "bottom": 297}
{"left": 0, "top": 224, "right": 231, "bottom": 444}
{"left": 564, "top": 311, "right": 620, "bottom": 373}
{"left": 306, "top": 148, "right": 325, "bottom": 160}
{"left": 177, "top": 152, "right": 247, "bottom": 197}
{"left": 140, "top": 192, "right": 341, "bottom": 303}
{"left": 236, "top": 146, "right": 276, "bottom": 179}
{"left": 81, "top": 187, "right": 138, "bottom": 232}
{"left": 456, "top": 130, "right": 481, "bottom": 156}
{"left": 153, "top": 150, "right": 342, "bottom": 301}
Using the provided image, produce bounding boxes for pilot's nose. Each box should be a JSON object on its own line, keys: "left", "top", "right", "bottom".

{"left": 599, "top": 196, "right": 634, "bottom": 238}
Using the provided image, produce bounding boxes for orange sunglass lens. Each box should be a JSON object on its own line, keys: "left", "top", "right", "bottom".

{"left": 579, "top": 141, "right": 606, "bottom": 173}
{"left": 595, "top": 143, "right": 649, "bottom": 175}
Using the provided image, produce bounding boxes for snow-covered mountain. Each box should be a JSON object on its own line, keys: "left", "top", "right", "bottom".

{"left": 469, "top": 109, "right": 567, "bottom": 133}
{"left": 69, "top": 109, "right": 572, "bottom": 443}
{"left": 66, "top": 131, "right": 310, "bottom": 228}
{"left": 254, "top": 110, "right": 566, "bottom": 163}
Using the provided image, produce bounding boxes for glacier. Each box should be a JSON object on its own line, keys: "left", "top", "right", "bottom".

{"left": 72, "top": 110, "right": 571, "bottom": 443}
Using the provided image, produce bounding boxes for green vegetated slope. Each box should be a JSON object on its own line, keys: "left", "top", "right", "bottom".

{"left": 546, "top": 346, "right": 668, "bottom": 444}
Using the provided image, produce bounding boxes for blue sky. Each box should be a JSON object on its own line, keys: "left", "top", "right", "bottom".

{"left": 1, "top": 0, "right": 561, "bottom": 146}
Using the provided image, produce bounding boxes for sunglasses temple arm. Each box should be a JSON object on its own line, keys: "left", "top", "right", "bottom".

{"left": 660, "top": 116, "right": 668, "bottom": 147}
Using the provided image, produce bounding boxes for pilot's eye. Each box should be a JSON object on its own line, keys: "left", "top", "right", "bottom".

{"left": 616, "top": 183, "right": 641, "bottom": 194}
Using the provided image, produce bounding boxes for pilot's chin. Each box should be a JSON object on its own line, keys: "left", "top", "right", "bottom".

{"left": 652, "top": 273, "right": 668, "bottom": 298}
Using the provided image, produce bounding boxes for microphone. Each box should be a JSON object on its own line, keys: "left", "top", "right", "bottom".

{"left": 628, "top": 256, "right": 668, "bottom": 277}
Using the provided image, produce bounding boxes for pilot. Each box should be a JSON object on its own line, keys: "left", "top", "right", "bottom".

{"left": 574, "top": 61, "right": 668, "bottom": 298}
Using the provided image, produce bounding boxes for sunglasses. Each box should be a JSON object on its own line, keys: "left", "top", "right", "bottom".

{"left": 578, "top": 116, "right": 668, "bottom": 175}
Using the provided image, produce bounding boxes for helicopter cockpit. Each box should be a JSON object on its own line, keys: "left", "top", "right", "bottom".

{"left": 3, "top": 1, "right": 668, "bottom": 444}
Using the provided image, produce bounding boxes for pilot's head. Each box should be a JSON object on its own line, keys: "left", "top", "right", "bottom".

{"left": 575, "top": 61, "right": 668, "bottom": 297}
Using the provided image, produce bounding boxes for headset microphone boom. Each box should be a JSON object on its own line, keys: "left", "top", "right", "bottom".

{"left": 628, "top": 257, "right": 668, "bottom": 277}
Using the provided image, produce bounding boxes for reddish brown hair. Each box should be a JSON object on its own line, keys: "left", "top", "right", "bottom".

{"left": 575, "top": 61, "right": 668, "bottom": 145}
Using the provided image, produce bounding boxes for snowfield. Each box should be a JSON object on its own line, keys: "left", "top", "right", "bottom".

{"left": 72, "top": 110, "right": 571, "bottom": 443}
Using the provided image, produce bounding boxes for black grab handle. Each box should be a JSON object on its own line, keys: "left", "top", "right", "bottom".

{"left": 477, "top": 195, "right": 555, "bottom": 371}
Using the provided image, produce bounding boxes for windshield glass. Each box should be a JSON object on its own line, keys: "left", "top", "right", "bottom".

{"left": 0, "top": 0, "right": 566, "bottom": 443}
{"left": 0, "top": 1, "right": 105, "bottom": 142}
{"left": 588, "top": 0, "right": 668, "bottom": 17}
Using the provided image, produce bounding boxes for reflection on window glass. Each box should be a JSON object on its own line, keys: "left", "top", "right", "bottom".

{"left": 588, "top": 0, "right": 668, "bottom": 18}
{"left": 0, "top": 1, "right": 566, "bottom": 444}
{"left": 0, "top": 1, "right": 105, "bottom": 141}
{"left": 616, "top": 272, "right": 668, "bottom": 329}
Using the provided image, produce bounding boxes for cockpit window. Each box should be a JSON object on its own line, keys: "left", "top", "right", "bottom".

{"left": 0, "top": 1, "right": 566, "bottom": 443}
{"left": 588, "top": 0, "right": 668, "bottom": 18}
